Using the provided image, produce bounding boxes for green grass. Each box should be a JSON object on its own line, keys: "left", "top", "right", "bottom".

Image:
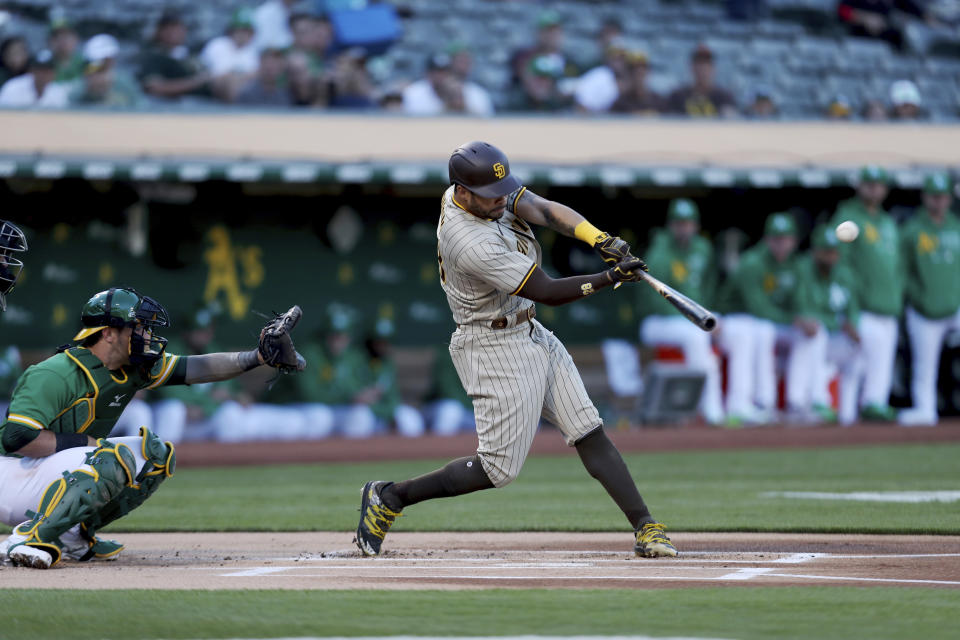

{"left": 3, "top": 443, "right": 959, "bottom": 534}
{"left": 3, "top": 588, "right": 959, "bottom": 640}
{"left": 120, "top": 443, "right": 960, "bottom": 534}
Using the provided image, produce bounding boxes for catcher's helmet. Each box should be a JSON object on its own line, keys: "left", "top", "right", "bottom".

{"left": 449, "top": 141, "right": 522, "bottom": 199}
{"left": 74, "top": 287, "right": 170, "bottom": 367}
{"left": 0, "top": 220, "right": 27, "bottom": 312}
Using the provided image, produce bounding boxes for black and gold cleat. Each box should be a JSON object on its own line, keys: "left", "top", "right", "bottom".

{"left": 634, "top": 522, "right": 678, "bottom": 558}
{"left": 354, "top": 481, "right": 402, "bottom": 557}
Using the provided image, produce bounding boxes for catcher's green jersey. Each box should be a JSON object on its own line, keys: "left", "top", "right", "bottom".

{"left": 637, "top": 230, "right": 716, "bottom": 317}
{"left": 718, "top": 243, "right": 799, "bottom": 324}
{"left": 793, "top": 255, "right": 860, "bottom": 332}
{"left": 1, "top": 346, "right": 185, "bottom": 456}
{"left": 830, "top": 198, "right": 903, "bottom": 316}
{"left": 900, "top": 208, "right": 960, "bottom": 319}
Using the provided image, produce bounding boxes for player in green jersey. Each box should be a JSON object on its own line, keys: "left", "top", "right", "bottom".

{"left": 830, "top": 166, "right": 903, "bottom": 421}
{"left": 637, "top": 199, "right": 723, "bottom": 424}
{"left": 898, "top": 173, "right": 960, "bottom": 426}
{"left": 0, "top": 287, "right": 302, "bottom": 568}
{"left": 793, "top": 225, "right": 863, "bottom": 424}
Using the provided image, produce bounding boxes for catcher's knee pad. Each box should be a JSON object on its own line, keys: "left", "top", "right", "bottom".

{"left": 13, "top": 440, "right": 137, "bottom": 566}
{"left": 81, "top": 427, "right": 175, "bottom": 535}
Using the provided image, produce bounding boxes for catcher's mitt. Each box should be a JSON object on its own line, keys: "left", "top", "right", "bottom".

{"left": 258, "top": 305, "right": 306, "bottom": 373}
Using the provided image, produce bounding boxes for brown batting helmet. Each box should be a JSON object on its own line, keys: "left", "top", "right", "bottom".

{"left": 448, "top": 141, "right": 522, "bottom": 198}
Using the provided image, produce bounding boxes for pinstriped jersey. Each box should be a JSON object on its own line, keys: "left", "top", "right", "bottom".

{"left": 437, "top": 185, "right": 542, "bottom": 326}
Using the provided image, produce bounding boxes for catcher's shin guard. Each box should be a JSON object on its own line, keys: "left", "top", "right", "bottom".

{"left": 82, "top": 426, "right": 176, "bottom": 536}
{"left": 8, "top": 440, "right": 136, "bottom": 567}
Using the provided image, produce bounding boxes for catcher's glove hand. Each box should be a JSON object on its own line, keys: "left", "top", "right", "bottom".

{"left": 258, "top": 305, "right": 306, "bottom": 373}
{"left": 606, "top": 256, "right": 648, "bottom": 283}
{"left": 594, "top": 232, "right": 644, "bottom": 269}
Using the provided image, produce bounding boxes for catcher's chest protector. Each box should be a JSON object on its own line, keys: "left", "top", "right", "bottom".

{"left": 48, "top": 348, "right": 148, "bottom": 439}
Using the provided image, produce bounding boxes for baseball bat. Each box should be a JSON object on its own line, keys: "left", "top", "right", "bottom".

{"left": 637, "top": 270, "right": 717, "bottom": 332}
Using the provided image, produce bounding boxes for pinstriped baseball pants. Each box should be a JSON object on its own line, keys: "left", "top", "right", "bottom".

{"left": 448, "top": 319, "right": 601, "bottom": 488}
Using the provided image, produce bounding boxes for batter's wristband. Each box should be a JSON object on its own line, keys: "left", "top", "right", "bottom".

{"left": 574, "top": 221, "right": 605, "bottom": 246}
{"left": 55, "top": 432, "right": 91, "bottom": 452}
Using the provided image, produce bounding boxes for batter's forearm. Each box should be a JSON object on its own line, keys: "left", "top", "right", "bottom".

{"left": 183, "top": 351, "right": 262, "bottom": 384}
{"left": 516, "top": 266, "right": 615, "bottom": 306}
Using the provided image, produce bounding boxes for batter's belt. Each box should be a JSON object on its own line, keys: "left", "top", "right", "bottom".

{"left": 487, "top": 306, "right": 536, "bottom": 330}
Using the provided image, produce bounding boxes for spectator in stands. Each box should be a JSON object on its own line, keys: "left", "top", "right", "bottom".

{"left": 637, "top": 199, "right": 724, "bottom": 424}
{"left": 402, "top": 52, "right": 494, "bottom": 116}
{"left": 326, "top": 47, "right": 378, "bottom": 109}
{"left": 200, "top": 8, "right": 260, "bottom": 102}
{"left": 829, "top": 165, "right": 903, "bottom": 421}
{"left": 610, "top": 50, "right": 663, "bottom": 115}
{"left": 510, "top": 9, "right": 577, "bottom": 84}
{"left": 137, "top": 11, "right": 212, "bottom": 101}
{"left": 286, "top": 12, "right": 333, "bottom": 106}
{"left": 235, "top": 47, "right": 293, "bottom": 106}
{"left": 792, "top": 225, "right": 863, "bottom": 424}
{"left": 69, "top": 35, "right": 144, "bottom": 108}
{"left": 506, "top": 54, "right": 571, "bottom": 112}
{"left": 447, "top": 40, "right": 474, "bottom": 82}
{"left": 745, "top": 86, "right": 778, "bottom": 119}
{"left": 47, "top": 15, "right": 84, "bottom": 84}
{"left": 890, "top": 79, "right": 923, "bottom": 120}
{"left": 837, "top": 0, "right": 928, "bottom": 50}
{"left": 0, "top": 36, "right": 30, "bottom": 86}
{"left": 361, "top": 317, "right": 426, "bottom": 437}
{"left": 667, "top": 44, "right": 738, "bottom": 118}
{"left": 863, "top": 99, "right": 889, "bottom": 120}
{"left": 898, "top": 173, "right": 959, "bottom": 426}
{"left": 294, "top": 304, "right": 380, "bottom": 438}
{"left": 574, "top": 40, "right": 635, "bottom": 114}
{"left": 0, "top": 49, "right": 69, "bottom": 108}
{"left": 826, "top": 94, "right": 853, "bottom": 120}
{"left": 715, "top": 213, "right": 814, "bottom": 425}
{"left": 253, "top": 0, "right": 298, "bottom": 50}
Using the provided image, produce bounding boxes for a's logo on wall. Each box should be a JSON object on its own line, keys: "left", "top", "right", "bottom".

{"left": 492, "top": 163, "right": 506, "bottom": 179}
{"left": 203, "top": 225, "right": 264, "bottom": 320}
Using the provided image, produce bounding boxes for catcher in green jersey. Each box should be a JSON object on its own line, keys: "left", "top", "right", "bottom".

{"left": 0, "top": 287, "right": 304, "bottom": 569}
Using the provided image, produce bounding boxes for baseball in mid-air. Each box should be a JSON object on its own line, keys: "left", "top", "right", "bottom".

{"left": 835, "top": 220, "right": 859, "bottom": 242}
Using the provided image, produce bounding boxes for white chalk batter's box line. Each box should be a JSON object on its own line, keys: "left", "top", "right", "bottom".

{"left": 208, "top": 552, "right": 960, "bottom": 586}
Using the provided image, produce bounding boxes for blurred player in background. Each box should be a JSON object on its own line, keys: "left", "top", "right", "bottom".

{"left": 793, "top": 226, "right": 863, "bottom": 424}
{"left": 424, "top": 343, "right": 475, "bottom": 436}
{"left": 830, "top": 165, "right": 903, "bottom": 421}
{"left": 361, "top": 316, "right": 426, "bottom": 437}
{"left": 638, "top": 199, "right": 723, "bottom": 424}
{"left": 716, "top": 213, "right": 816, "bottom": 425}
{"left": 899, "top": 173, "right": 960, "bottom": 426}
{"left": 294, "top": 304, "right": 380, "bottom": 439}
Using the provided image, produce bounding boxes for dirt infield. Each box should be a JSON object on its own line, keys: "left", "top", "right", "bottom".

{"left": 4, "top": 532, "right": 959, "bottom": 590}
{"left": 175, "top": 422, "right": 960, "bottom": 467}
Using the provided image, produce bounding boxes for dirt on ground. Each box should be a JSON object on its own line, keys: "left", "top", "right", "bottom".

{"left": 3, "top": 532, "right": 959, "bottom": 590}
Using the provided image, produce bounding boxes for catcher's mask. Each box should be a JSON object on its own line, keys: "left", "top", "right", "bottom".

{"left": 74, "top": 287, "right": 170, "bottom": 367}
{"left": 0, "top": 220, "right": 27, "bottom": 312}
{"left": 448, "top": 141, "right": 522, "bottom": 199}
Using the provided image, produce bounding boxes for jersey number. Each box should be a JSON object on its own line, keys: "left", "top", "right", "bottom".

{"left": 437, "top": 251, "right": 446, "bottom": 284}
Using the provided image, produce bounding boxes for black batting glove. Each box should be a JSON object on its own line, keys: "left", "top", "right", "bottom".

{"left": 606, "top": 256, "right": 647, "bottom": 283}
{"left": 593, "top": 233, "right": 638, "bottom": 266}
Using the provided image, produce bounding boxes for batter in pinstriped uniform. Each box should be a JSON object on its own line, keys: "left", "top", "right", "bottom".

{"left": 355, "top": 141, "right": 677, "bottom": 558}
